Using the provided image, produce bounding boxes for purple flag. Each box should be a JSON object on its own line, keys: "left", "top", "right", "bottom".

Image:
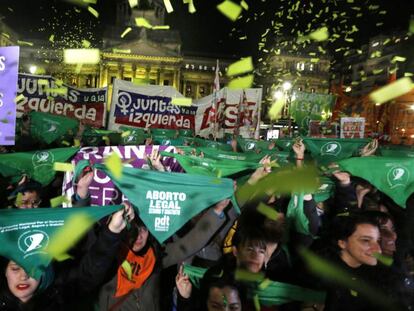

{"left": 0, "top": 46, "right": 19, "bottom": 145}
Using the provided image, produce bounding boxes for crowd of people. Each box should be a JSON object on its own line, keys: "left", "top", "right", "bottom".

{"left": 0, "top": 116, "right": 413, "bottom": 311}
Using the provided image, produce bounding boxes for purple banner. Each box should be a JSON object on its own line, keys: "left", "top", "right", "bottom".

{"left": 0, "top": 46, "right": 19, "bottom": 145}
{"left": 62, "top": 145, "right": 183, "bottom": 206}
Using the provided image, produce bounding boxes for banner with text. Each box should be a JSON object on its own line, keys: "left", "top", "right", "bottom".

{"left": 0, "top": 46, "right": 19, "bottom": 145}
{"left": 340, "top": 117, "right": 365, "bottom": 138}
{"left": 194, "top": 87, "right": 262, "bottom": 138}
{"left": 16, "top": 73, "right": 107, "bottom": 128}
{"left": 62, "top": 145, "right": 181, "bottom": 206}
{"left": 290, "top": 91, "right": 336, "bottom": 134}
{"left": 108, "top": 79, "right": 197, "bottom": 131}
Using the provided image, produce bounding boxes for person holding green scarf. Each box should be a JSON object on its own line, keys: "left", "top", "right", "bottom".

{"left": 0, "top": 204, "right": 134, "bottom": 311}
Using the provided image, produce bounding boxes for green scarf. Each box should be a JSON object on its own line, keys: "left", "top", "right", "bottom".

{"left": 152, "top": 136, "right": 194, "bottom": 147}
{"left": 313, "top": 177, "right": 335, "bottom": 203}
{"left": 273, "top": 138, "right": 294, "bottom": 151}
{"left": 183, "top": 264, "right": 326, "bottom": 306}
{"left": 338, "top": 157, "right": 414, "bottom": 208}
{"left": 194, "top": 138, "right": 233, "bottom": 151}
{"left": 0, "top": 147, "right": 79, "bottom": 185}
{"left": 0, "top": 205, "right": 122, "bottom": 280}
{"left": 160, "top": 152, "right": 261, "bottom": 178}
{"left": 286, "top": 193, "right": 310, "bottom": 236}
{"left": 237, "top": 137, "right": 273, "bottom": 153}
{"left": 150, "top": 128, "right": 178, "bottom": 138}
{"left": 97, "top": 164, "right": 239, "bottom": 243}
{"left": 178, "top": 129, "right": 194, "bottom": 137}
{"left": 379, "top": 146, "right": 414, "bottom": 158}
{"left": 303, "top": 138, "right": 370, "bottom": 165}
{"left": 30, "top": 111, "right": 79, "bottom": 145}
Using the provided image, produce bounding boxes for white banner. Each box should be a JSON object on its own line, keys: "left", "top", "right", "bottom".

{"left": 340, "top": 117, "right": 365, "bottom": 138}
{"left": 194, "top": 87, "right": 262, "bottom": 138}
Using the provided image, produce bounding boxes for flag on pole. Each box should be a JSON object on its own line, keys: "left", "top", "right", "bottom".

{"left": 209, "top": 60, "right": 220, "bottom": 124}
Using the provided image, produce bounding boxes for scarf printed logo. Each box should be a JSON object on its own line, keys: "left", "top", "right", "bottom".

{"left": 154, "top": 215, "right": 170, "bottom": 232}
{"left": 387, "top": 166, "right": 409, "bottom": 188}
{"left": 18, "top": 230, "right": 49, "bottom": 257}
{"left": 32, "top": 151, "right": 54, "bottom": 167}
{"left": 320, "top": 142, "right": 341, "bottom": 156}
{"left": 245, "top": 142, "right": 256, "bottom": 150}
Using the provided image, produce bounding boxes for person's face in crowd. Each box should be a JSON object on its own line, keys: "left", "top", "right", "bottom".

{"left": 234, "top": 240, "right": 266, "bottom": 273}
{"left": 338, "top": 223, "right": 381, "bottom": 268}
{"left": 5, "top": 261, "right": 39, "bottom": 303}
{"left": 379, "top": 219, "right": 397, "bottom": 257}
{"left": 207, "top": 286, "right": 242, "bottom": 311}
{"left": 17, "top": 191, "right": 41, "bottom": 209}
{"left": 132, "top": 227, "right": 149, "bottom": 252}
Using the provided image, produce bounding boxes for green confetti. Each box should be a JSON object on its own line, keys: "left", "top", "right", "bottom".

{"left": 121, "top": 27, "right": 132, "bottom": 38}
{"left": 121, "top": 260, "right": 133, "bottom": 280}
{"left": 369, "top": 77, "right": 413, "bottom": 104}
{"left": 217, "top": 0, "right": 243, "bottom": 22}
{"left": 171, "top": 97, "right": 192, "bottom": 106}
{"left": 63, "top": 49, "right": 100, "bottom": 64}
{"left": 228, "top": 74, "right": 254, "bottom": 89}
{"left": 87, "top": 6, "right": 99, "bottom": 18}
{"left": 152, "top": 25, "right": 170, "bottom": 30}
{"left": 17, "top": 40, "right": 34, "bottom": 46}
{"left": 45, "top": 213, "right": 95, "bottom": 261}
{"left": 227, "top": 57, "right": 253, "bottom": 76}
{"left": 409, "top": 17, "right": 414, "bottom": 34}
{"left": 82, "top": 39, "right": 91, "bottom": 48}
{"left": 350, "top": 289, "right": 358, "bottom": 296}
{"left": 235, "top": 269, "right": 265, "bottom": 282}
{"left": 50, "top": 196, "right": 70, "bottom": 208}
{"left": 135, "top": 17, "right": 152, "bottom": 29}
{"left": 268, "top": 98, "right": 285, "bottom": 120}
{"left": 53, "top": 162, "right": 74, "bottom": 172}
{"left": 240, "top": 0, "right": 249, "bottom": 10}
{"left": 308, "top": 27, "right": 329, "bottom": 42}
{"left": 391, "top": 56, "right": 406, "bottom": 63}
{"left": 253, "top": 294, "right": 260, "bottom": 311}
{"left": 257, "top": 203, "right": 279, "bottom": 220}
{"left": 128, "top": 0, "right": 138, "bottom": 7}
{"left": 163, "top": 0, "right": 174, "bottom": 13}
{"left": 372, "top": 253, "right": 393, "bottom": 266}
{"left": 104, "top": 152, "right": 123, "bottom": 180}
{"left": 49, "top": 34, "right": 55, "bottom": 43}
{"left": 258, "top": 278, "right": 272, "bottom": 290}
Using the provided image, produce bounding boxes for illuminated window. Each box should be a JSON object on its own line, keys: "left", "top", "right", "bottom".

{"left": 296, "top": 62, "right": 305, "bottom": 71}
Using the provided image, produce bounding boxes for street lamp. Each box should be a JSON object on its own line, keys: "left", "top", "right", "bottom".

{"left": 29, "top": 65, "right": 37, "bottom": 74}
{"left": 282, "top": 81, "right": 292, "bottom": 91}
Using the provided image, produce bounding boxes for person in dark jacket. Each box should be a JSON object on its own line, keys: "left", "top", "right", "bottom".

{"left": 0, "top": 204, "right": 134, "bottom": 311}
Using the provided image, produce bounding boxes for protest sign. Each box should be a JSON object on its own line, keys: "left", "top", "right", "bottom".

{"left": 0, "top": 46, "right": 19, "bottom": 145}
{"left": 340, "top": 117, "right": 365, "bottom": 138}
{"left": 194, "top": 87, "right": 262, "bottom": 138}
{"left": 62, "top": 145, "right": 181, "bottom": 206}
{"left": 16, "top": 74, "right": 107, "bottom": 128}
{"left": 108, "top": 79, "right": 197, "bottom": 131}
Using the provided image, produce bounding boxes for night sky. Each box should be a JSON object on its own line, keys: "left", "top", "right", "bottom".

{"left": 0, "top": 0, "right": 413, "bottom": 59}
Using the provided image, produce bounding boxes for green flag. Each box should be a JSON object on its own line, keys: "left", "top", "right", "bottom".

{"left": 194, "top": 138, "right": 233, "bottom": 151}
{"left": 338, "top": 157, "right": 414, "bottom": 208}
{"left": 290, "top": 91, "right": 336, "bottom": 134}
{"left": 30, "top": 111, "right": 79, "bottom": 145}
{"left": 97, "top": 164, "right": 239, "bottom": 243}
{"left": 303, "top": 138, "right": 370, "bottom": 165}
{"left": 0, "top": 147, "right": 79, "bottom": 185}
{"left": 160, "top": 152, "right": 261, "bottom": 178}
{"left": 313, "top": 176, "right": 335, "bottom": 203}
{"left": 0, "top": 205, "right": 122, "bottom": 280}
{"left": 183, "top": 264, "right": 326, "bottom": 305}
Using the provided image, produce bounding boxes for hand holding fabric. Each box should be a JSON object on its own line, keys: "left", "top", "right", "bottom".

{"left": 360, "top": 139, "right": 378, "bottom": 157}
{"left": 176, "top": 264, "right": 192, "bottom": 299}
{"left": 108, "top": 202, "right": 135, "bottom": 234}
